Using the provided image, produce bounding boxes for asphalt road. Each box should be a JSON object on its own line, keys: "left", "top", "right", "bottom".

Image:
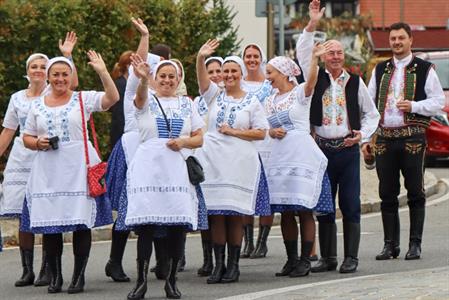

{"left": 0, "top": 166, "right": 447, "bottom": 300}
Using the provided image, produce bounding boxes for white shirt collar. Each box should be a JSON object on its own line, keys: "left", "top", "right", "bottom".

{"left": 393, "top": 53, "right": 413, "bottom": 67}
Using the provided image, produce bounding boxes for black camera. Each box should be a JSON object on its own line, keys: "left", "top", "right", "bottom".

{"left": 48, "top": 136, "right": 59, "bottom": 150}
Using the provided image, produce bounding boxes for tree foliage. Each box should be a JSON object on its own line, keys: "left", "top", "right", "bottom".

{"left": 0, "top": 0, "right": 240, "bottom": 157}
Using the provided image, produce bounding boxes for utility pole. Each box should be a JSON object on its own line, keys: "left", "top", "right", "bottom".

{"left": 267, "top": 1, "right": 275, "bottom": 58}
{"left": 278, "top": 0, "right": 284, "bottom": 56}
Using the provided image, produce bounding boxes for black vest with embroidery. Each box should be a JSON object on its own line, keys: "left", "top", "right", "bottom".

{"left": 374, "top": 56, "right": 432, "bottom": 128}
{"left": 310, "top": 68, "right": 361, "bottom": 130}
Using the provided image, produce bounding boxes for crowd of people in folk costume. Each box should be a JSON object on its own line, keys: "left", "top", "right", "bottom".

{"left": 0, "top": 0, "right": 446, "bottom": 299}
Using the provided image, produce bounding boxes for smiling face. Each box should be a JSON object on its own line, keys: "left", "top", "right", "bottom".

{"left": 207, "top": 61, "right": 223, "bottom": 84}
{"left": 222, "top": 61, "right": 242, "bottom": 89}
{"left": 27, "top": 57, "right": 47, "bottom": 84}
{"left": 48, "top": 62, "right": 73, "bottom": 94}
{"left": 265, "top": 64, "right": 285, "bottom": 89}
{"left": 155, "top": 64, "right": 179, "bottom": 96}
{"left": 389, "top": 28, "right": 413, "bottom": 59}
{"left": 322, "top": 40, "right": 345, "bottom": 75}
{"left": 243, "top": 46, "right": 262, "bottom": 73}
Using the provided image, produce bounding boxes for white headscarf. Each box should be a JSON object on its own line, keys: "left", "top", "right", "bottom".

{"left": 152, "top": 60, "right": 180, "bottom": 80}
{"left": 46, "top": 56, "right": 74, "bottom": 77}
{"left": 24, "top": 53, "right": 49, "bottom": 82}
{"left": 171, "top": 58, "right": 188, "bottom": 96}
{"left": 205, "top": 56, "right": 224, "bottom": 67}
{"left": 268, "top": 56, "right": 301, "bottom": 84}
{"left": 241, "top": 43, "right": 267, "bottom": 77}
{"left": 223, "top": 56, "right": 246, "bottom": 77}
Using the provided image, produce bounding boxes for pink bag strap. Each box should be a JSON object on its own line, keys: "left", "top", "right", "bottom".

{"left": 79, "top": 92, "right": 102, "bottom": 167}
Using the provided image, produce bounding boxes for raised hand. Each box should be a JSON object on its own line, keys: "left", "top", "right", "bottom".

{"left": 87, "top": 50, "right": 107, "bottom": 74}
{"left": 59, "top": 31, "right": 77, "bottom": 57}
{"left": 313, "top": 41, "right": 333, "bottom": 57}
{"left": 198, "top": 39, "right": 220, "bottom": 58}
{"left": 130, "top": 53, "right": 151, "bottom": 80}
{"left": 309, "top": 0, "right": 325, "bottom": 23}
{"left": 131, "top": 17, "right": 149, "bottom": 36}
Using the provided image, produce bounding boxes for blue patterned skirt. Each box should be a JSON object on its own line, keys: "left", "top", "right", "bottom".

{"left": 271, "top": 171, "right": 334, "bottom": 214}
{"left": 106, "top": 139, "right": 127, "bottom": 211}
{"left": 20, "top": 193, "right": 113, "bottom": 234}
{"left": 208, "top": 157, "right": 271, "bottom": 216}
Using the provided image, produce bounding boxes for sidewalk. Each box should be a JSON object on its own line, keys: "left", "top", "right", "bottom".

{"left": 0, "top": 162, "right": 441, "bottom": 247}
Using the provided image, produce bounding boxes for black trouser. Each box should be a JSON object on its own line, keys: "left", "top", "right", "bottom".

{"left": 375, "top": 133, "right": 426, "bottom": 213}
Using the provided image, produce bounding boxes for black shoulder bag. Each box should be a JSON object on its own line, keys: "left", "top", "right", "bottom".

{"left": 153, "top": 95, "right": 205, "bottom": 185}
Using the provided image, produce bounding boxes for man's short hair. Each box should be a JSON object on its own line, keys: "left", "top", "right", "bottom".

{"left": 151, "top": 44, "right": 171, "bottom": 60}
{"left": 389, "top": 22, "right": 412, "bottom": 38}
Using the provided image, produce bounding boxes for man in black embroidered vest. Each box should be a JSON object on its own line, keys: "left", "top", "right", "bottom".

{"left": 367, "top": 22, "right": 445, "bottom": 261}
{"left": 297, "top": 0, "right": 380, "bottom": 274}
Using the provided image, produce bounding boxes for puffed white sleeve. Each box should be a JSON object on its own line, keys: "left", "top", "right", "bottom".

{"left": 201, "top": 81, "right": 220, "bottom": 106}
{"left": 295, "top": 83, "right": 312, "bottom": 106}
{"left": 250, "top": 99, "right": 269, "bottom": 130}
{"left": 23, "top": 104, "right": 38, "bottom": 136}
{"left": 190, "top": 100, "right": 206, "bottom": 132}
{"left": 2, "top": 93, "right": 19, "bottom": 130}
{"left": 80, "top": 91, "right": 106, "bottom": 118}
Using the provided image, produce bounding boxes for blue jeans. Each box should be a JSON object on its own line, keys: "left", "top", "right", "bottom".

{"left": 317, "top": 145, "right": 361, "bottom": 224}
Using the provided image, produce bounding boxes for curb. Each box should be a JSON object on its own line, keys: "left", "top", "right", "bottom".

{"left": 0, "top": 172, "right": 445, "bottom": 247}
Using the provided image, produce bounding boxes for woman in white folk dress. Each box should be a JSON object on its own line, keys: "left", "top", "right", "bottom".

{"left": 195, "top": 39, "right": 270, "bottom": 284}
{"left": 0, "top": 32, "right": 78, "bottom": 287}
{"left": 264, "top": 46, "right": 334, "bottom": 278}
{"left": 121, "top": 55, "right": 206, "bottom": 300}
{"left": 21, "top": 52, "right": 118, "bottom": 294}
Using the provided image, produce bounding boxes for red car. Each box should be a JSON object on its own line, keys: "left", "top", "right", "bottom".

{"left": 416, "top": 51, "right": 449, "bottom": 163}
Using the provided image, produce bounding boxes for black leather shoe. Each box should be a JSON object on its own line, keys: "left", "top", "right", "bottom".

{"left": 405, "top": 242, "right": 421, "bottom": 260}
{"left": 105, "top": 260, "right": 130, "bottom": 282}
{"left": 339, "top": 257, "right": 358, "bottom": 273}
{"left": 375, "top": 242, "right": 400, "bottom": 260}
{"left": 15, "top": 248, "right": 35, "bottom": 287}
{"left": 311, "top": 257, "right": 338, "bottom": 272}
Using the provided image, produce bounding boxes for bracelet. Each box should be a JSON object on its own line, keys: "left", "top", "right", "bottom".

{"left": 35, "top": 137, "right": 40, "bottom": 151}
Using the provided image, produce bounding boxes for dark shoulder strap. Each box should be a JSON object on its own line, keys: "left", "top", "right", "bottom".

{"left": 153, "top": 95, "right": 171, "bottom": 133}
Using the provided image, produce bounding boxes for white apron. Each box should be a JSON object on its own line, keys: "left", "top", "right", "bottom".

{"left": 0, "top": 137, "right": 36, "bottom": 215}
{"left": 196, "top": 132, "right": 260, "bottom": 214}
{"left": 125, "top": 138, "right": 198, "bottom": 229}
{"left": 26, "top": 141, "right": 100, "bottom": 228}
{"left": 266, "top": 130, "right": 327, "bottom": 208}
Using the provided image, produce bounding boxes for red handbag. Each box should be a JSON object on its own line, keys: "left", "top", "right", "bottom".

{"left": 79, "top": 92, "right": 107, "bottom": 198}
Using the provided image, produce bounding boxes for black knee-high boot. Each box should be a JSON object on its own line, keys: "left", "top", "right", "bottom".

{"left": 34, "top": 249, "right": 50, "bottom": 286}
{"left": 339, "top": 222, "right": 360, "bottom": 273}
{"left": 127, "top": 227, "right": 152, "bottom": 300}
{"left": 165, "top": 258, "right": 181, "bottom": 299}
{"left": 197, "top": 238, "right": 213, "bottom": 276}
{"left": 250, "top": 225, "right": 271, "bottom": 258}
{"left": 311, "top": 223, "right": 338, "bottom": 272}
{"left": 105, "top": 222, "right": 130, "bottom": 282}
{"left": 376, "top": 211, "right": 400, "bottom": 260}
{"left": 44, "top": 234, "right": 63, "bottom": 294}
{"left": 221, "top": 245, "right": 241, "bottom": 283}
{"left": 15, "top": 248, "right": 35, "bottom": 287}
{"left": 240, "top": 225, "right": 254, "bottom": 258}
{"left": 207, "top": 244, "right": 226, "bottom": 284}
{"left": 405, "top": 208, "right": 425, "bottom": 260}
{"left": 68, "top": 230, "right": 91, "bottom": 294}
{"left": 151, "top": 237, "right": 169, "bottom": 280}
